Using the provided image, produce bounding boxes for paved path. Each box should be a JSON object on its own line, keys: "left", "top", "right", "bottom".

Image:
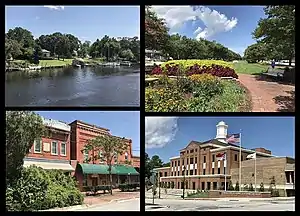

{"left": 238, "top": 74, "right": 295, "bottom": 112}
{"left": 76, "top": 198, "right": 140, "bottom": 211}
{"left": 145, "top": 198, "right": 295, "bottom": 211}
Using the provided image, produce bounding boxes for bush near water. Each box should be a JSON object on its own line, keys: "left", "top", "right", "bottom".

{"left": 6, "top": 165, "right": 83, "bottom": 211}
{"left": 151, "top": 60, "right": 238, "bottom": 78}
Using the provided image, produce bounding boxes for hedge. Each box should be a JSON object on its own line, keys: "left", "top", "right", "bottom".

{"left": 6, "top": 165, "right": 83, "bottom": 211}
{"left": 119, "top": 183, "right": 140, "bottom": 192}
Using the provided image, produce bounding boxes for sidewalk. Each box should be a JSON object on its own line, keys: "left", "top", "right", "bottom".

{"left": 41, "top": 191, "right": 140, "bottom": 211}
{"left": 185, "top": 197, "right": 295, "bottom": 202}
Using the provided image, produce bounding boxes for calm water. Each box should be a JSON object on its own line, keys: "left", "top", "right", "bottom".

{"left": 5, "top": 66, "right": 140, "bottom": 106}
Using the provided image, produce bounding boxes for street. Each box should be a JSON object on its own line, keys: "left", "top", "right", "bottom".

{"left": 145, "top": 198, "right": 295, "bottom": 211}
{"left": 75, "top": 198, "right": 140, "bottom": 211}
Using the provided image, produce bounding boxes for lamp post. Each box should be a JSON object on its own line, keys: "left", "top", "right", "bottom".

{"left": 182, "top": 166, "right": 186, "bottom": 199}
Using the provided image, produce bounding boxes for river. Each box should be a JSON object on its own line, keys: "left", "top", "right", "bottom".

{"left": 5, "top": 66, "right": 140, "bottom": 106}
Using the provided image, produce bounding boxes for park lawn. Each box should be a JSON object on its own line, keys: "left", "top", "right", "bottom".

{"left": 233, "top": 61, "right": 286, "bottom": 75}
{"left": 39, "top": 59, "right": 73, "bottom": 67}
{"left": 233, "top": 61, "right": 269, "bottom": 75}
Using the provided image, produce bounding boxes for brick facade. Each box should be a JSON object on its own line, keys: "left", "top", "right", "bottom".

{"left": 27, "top": 123, "right": 71, "bottom": 161}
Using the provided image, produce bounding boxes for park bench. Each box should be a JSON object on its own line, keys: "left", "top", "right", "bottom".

{"left": 262, "top": 67, "right": 284, "bottom": 81}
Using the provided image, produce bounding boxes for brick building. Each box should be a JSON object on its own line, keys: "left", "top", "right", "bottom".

{"left": 24, "top": 117, "right": 75, "bottom": 172}
{"left": 154, "top": 121, "right": 295, "bottom": 197}
{"left": 69, "top": 120, "right": 139, "bottom": 190}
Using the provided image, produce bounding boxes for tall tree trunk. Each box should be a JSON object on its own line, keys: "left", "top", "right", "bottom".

{"left": 109, "top": 169, "right": 113, "bottom": 195}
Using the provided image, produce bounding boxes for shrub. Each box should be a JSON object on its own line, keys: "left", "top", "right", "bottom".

{"left": 248, "top": 183, "right": 254, "bottom": 191}
{"left": 228, "top": 180, "right": 234, "bottom": 191}
{"left": 234, "top": 181, "right": 240, "bottom": 191}
{"left": 145, "top": 88, "right": 187, "bottom": 112}
{"left": 259, "top": 182, "right": 265, "bottom": 192}
{"left": 119, "top": 183, "right": 139, "bottom": 192}
{"left": 152, "top": 60, "right": 239, "bottom": 78}
{"left": 6, "top": 165, "right": 83, "bottom": 211}
{"left": 207, "top": 80, "right": 249, "bottom": 112}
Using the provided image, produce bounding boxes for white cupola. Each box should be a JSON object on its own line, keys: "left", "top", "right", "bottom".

{"left": 216, "top": 121, "right": 228, "bottom": 141}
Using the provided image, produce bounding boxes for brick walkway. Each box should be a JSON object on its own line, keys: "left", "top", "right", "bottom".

{"left": 84, "top": 190, "right": 140, "bottom": 206}
{"left": 238, "top": 74, "right": 295, "bottom": 112}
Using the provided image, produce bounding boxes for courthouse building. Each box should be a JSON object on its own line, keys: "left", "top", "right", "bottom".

{"left": 154, "top": 121, "right": 295, "bottom": 197}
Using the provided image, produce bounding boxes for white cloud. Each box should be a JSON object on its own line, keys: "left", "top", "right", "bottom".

{"left": 145, "top": 117, "right": 178, "bottom": 149}
{"left": 151, "top": 5, "right": 238, "bottom": 40}
{"left": 194, "top": 26, "right": 202, "bottom": 34}
{"left": 44, "top": 6, "right": 65, "bottom": 10}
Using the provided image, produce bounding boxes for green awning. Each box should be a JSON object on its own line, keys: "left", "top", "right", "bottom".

{"left": 114, "top": 165, "right": 139, "bottom": 175}
{"left": 78, "top": 163, "right": 139, "bottom": 175}
{"left": 78, "top": 163, "right": 117, "bottom": 174}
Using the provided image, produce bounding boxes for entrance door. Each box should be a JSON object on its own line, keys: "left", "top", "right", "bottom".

{"left": 207, "top": 182, "right": 211, "bottom": 190}
{"left": 192, "top": 182, "right": 196, "bottom": 190}
{"left": 92, "top": 177, "right": 98, "bottom": 186}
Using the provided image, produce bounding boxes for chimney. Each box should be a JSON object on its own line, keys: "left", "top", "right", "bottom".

{"left": 216, "top": 121, "right": 228, "bottom": 141}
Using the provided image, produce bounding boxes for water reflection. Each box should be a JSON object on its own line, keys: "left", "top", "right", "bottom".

{"left": 5, "top": 65, "right": 140, "bottom": 106}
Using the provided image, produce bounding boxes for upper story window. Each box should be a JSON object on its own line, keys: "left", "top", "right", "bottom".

{"left": 84, "top": 149, "right": 89, "bottom": 162}
{"left": 60, "top": 142, "right": 66, "bottom": 156}
{"left": 186, "top": 158, "right": 189, "bottom": 164}
{"left": 164, "top": 172, "right": 167, "bottom": 177}
{"left": 235, "top": 154, "right": 238, "bottom": 161}
{"left": 175, "top": 161, "right": 177, "bottom": 166}
{"left": 195, "top": 148, "right": 197, "bottom": 152}
{"left": 204, "top": 156, "right": 206, "bottom": 163}
{"left": 195, "top": 157, "right": 197, "bottom": 164}
{"left": 190, "top": 158, "right": 194, "bottom": 164}
{"left": 178, "top": 160, "right": 180, "bottom": 166}
{"left": 51, "top": 141, "right": 58, "bottom": 155}
{"left": 34, "top": 139, "right": 42, "bottom": 153}
{"left": 190, "top": 149, "right": 194, "bottom": 153}
{"left": 212, "top": 154, "right": 215, "bottom": 162}
{"left": 159, "top": 172, "right": 162, "bottom": 177}
{"left": 125, "top": 152, "right": 128, "bottom": 160}
{"left": 171, "top": 161, "right": 174, "bottom": 167}
{"left": 186, "top": 150, "right": 189, "bottom": 154}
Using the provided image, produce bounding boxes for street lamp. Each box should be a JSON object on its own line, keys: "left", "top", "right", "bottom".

{"left": 182, "top": 166, "right": 186, "bottom": 199}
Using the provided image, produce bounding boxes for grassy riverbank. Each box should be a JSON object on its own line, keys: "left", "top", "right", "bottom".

{"left": 8, "top": 58, "right": 106, "bottom": 69}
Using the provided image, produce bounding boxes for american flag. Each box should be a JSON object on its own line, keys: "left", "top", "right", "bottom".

{"left": 226, "top": 133, "right": 241, "bottom": 144}
{"left": 216, "top": 152, "right": 226, "bottom": 161}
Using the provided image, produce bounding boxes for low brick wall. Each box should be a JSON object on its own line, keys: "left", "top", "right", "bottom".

{"left": 208, "top": 190, "right": 271, "bottom": 198}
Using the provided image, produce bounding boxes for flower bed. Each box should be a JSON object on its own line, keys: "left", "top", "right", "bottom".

{"left": 151, "top": 59, "right": 238, "bottom": 78}
{"left": 145, "top": 74, "right": 250, "bottom": 112}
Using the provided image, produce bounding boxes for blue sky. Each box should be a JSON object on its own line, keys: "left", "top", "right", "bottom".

{"left": 35, "top": 111, "right": 140, "bottom": 157}
{"left": 5, "top": 6, "right": 140, "bottom": 43}
{"left": 145, "top": 117, "right": 295, "bottom": 163}
{"left": 151, "top": 6, "right": 266, "bottom": 56}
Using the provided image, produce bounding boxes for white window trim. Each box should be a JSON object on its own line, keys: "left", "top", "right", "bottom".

{"left": 60, "top": 142, "right": 66, "bottom": 156}
{"left": 83, "top": 150, "right": 89, "bottom": 161}
{"left": 51, "top": 141, "right": 58, "bottom": 155}
{"left": 34, "top": 140, "right": 42, "bottom": 153}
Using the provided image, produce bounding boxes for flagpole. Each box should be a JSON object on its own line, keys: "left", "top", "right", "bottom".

{"left": 239, "top": 130, "right": 242, "bottom": 191}
{"left": 254, "top": 152, "right": 257, "bottom": 192}
{"left": 224, "top": 154, "right": 226, "bottom": 191}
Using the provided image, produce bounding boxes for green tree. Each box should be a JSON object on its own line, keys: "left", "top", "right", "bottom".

{"left": 81, "top": 135, "right": 128, "bottom": 195}
{"left": 6, "top": 27, "right": 35, "bottom": 48}
{"left": 119, "top": 49, "right": 134, "bottom": 60}
{"left": 145, "top": 6, "right": 169, "bottom": 52}
{"left": 253, "top": 6, "right": 295, "bottom": 65}
{"left": 6, "top": 111, "right": 45, "bottom": 186}
{"left": 56, "top": 35, "right": 70, "bottom": 60}
{"left": 163, "top": 162, "right": 170, "bottom": 167}
{"left": 5, "top": 37, "right": 22, "bottom": 60}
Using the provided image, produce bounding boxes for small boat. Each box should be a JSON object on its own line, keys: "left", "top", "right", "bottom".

{"left": 120, "top": 61, "right": 132, "bottom": 66}
{"left": 28, "top": 66, "right": 42, "bottom": 71}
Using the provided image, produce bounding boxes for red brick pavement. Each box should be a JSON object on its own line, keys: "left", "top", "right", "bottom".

{"left": 238, "top": 74, "right": 295, "bottom": 112}
{"left": 83, "top": 190, "right": 140, "bottom": 206}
